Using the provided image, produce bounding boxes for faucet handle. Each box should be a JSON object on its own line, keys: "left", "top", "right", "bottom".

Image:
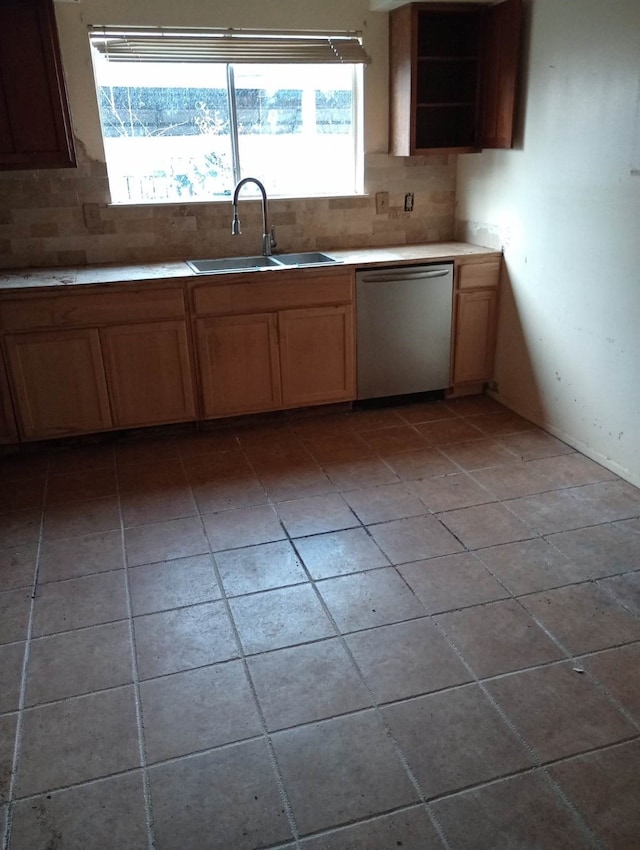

{"left": 269, "top": 226, "right": 277, "bottom": 252}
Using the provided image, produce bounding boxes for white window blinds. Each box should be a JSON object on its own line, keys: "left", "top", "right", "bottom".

{"left": 89, "top": 27, "right": 371, "bottom": 64}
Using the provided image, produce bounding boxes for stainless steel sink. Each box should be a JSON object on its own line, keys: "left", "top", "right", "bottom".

{"left": 273, "top": 252, "right": 338, "bottom": 266}
{"left": 187, "top": 251, "right": 340, "bottom": 275}
{"left": 186, "top": 256, "right": 280, "bottom": 274}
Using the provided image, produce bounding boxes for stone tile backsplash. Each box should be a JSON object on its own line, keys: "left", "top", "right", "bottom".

{"left": 0, "top": 143, "right": 456, "bottom": 270}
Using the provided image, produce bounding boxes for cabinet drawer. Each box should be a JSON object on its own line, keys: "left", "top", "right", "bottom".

{"left": 0, "top": 287, "right": 186, "bottom": 331}
{"left": 458, "top": 261, "right": 501, "bottom": 291}
{"left": 192, "top": 270, "right": 353, "bottom": 316}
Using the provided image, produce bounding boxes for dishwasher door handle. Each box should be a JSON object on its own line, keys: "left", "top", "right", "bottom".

{"left": 358, "top": 269, "right": 450, "bottom": 283}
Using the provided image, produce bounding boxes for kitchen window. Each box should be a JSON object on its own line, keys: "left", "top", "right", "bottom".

{"left": 88, "top": 28, "right": 369, "bottom": 205}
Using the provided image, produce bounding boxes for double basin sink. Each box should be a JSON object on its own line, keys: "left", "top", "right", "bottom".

{"left": 187, "top": 252, "right": 339, "bottom": 275}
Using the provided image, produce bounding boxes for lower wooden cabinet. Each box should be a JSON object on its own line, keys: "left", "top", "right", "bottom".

{"left": 101, "top": 321, "right": 195, "bottom": 427}
{"left": 453, "top": 288, "right": 499, "bottom": 384}
{"left": 196, "top": 304, "right": 355, "bottom": 418}
{"left": 196, "top": 313, "right": 282, "bottom": 418}
{"left": 5, "top": 329, "right": 112, "bottom": 439}
{"left": 451, "top": 259, "right": 501, "bottom": 393}
{"left": 279, "top": 305, "right": 354, "bottom": 407}
{"left": 0, "top": 346, "right": 18, "bottom": 443}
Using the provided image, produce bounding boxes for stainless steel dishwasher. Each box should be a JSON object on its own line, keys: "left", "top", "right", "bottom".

{"left": 356, "top": 263, "right": 453, "bottom": 399}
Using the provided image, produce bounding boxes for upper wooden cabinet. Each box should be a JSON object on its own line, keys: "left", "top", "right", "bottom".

{"left": 389, "top": 0, "right": 522, "bottom": 155}
{"left": 0, "top": 0, "right": 76, "bottom": 170}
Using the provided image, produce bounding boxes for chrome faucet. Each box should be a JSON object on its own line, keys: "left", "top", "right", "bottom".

{"left": 231, "top": 177, "right": 277, "bottom": 257}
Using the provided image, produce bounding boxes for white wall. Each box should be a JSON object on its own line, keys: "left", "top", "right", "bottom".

{"left": 54, "top": 0, "right": 389, "bottom": 160}
{"left": 456, "top": 0, "right": 640, "bottom": 484}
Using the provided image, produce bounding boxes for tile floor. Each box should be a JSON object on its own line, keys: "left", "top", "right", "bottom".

{"left": 1, "top": 394, "right": 639, "bottom": 849}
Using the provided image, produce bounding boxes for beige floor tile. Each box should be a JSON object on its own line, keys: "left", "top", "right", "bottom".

{"left": 134, "top": 601, "right": 238, "bottom": 680}
{"left": 435, "top": 598, "right": 564, "bottom": 677}
{"left": 276, "top": 493, "right": 359, "bottom": 538}
{"left": 0, "top": 588, "right": 31, "bottom": 644}
{"left": 47, "top": 444, "right": 115, "bottom": 475}
{"left": 125, "top": 516, "right": 209, "bottom": 567}
{"left": 0, "top": 714, "right": 18, "bottom": 803}
{"left": 46, "top": 467, "right": 118, "bottom": 505}
{"left": 0, "top": 641, "right": 24, "bottom": 713}
{"left": 497, "top": 429, "right": 575, "bottom": 461}
{"left": 149, "top": 740, "right": 293, "bottom": 850}
{"left": 273, "top": 710, "right": 419, "bottom": 835}
{"left": 317, "top": 567, "right": 426, "bottom": 632}
{"left": 16, "top": 686, "right": 140, "bottom": 797}
{"left": 0, "top": 543, "right": 38, "bottom": 591}
{"left": 367, "top": 515, "right": 464, "bottom": 563}
{"left": 432, "top": 771, "right": 590, "bottom": 850}
{"left": 10, "top": 773, "right": 149, "bottom": 850}
{"left": 38, "top": 530, "right": 124, "bottom": 582}
{"left": 549, "top": 740, "right": 640, "bottom": 849}
{"left": 566, "top": 479, "right": 640, "bottom": 522}
{"left": 248, "top": 639, "right": 371, "bottom": 730}
{"left": 115, "top": 438, "right": 180, "bottom": 469}
{"left": 0, "top": 477, "right": 46, "bottom": 513}
{"left": 487, "top": 662, "right": 635, "bottom": 761}
{"left": 466, "top": 411, "right": 533, "bottom": 437}
{"left": 230, "top": 584, "right": 335, "bottom": 654}
{"left": 43, "top": 497, "right": 120, "bottom": 540}
{"left": 381, "top": 447, "right": 458, "bottom": 481}
{"left": 444, "top": 396, "right": 503, "bottom": 416}
{"left": 396, "top": 399, "right": 458, "bottom": 423}
{"left": 183, "top": 447, "right": 254, "bottom": 483}
{"left": 398, "top": 552, "right": 509, "bottom": 614}
{"left": 475, "top": 538, "right": 590, "bottom": 595}
{"left": 383, "top": 685, "right": 532, "bottom": 798}
{"left": 504, "top": 490, "right": 603, "bottom": 535}
{"left": 360, "top": 425, "right": 428, "bottom": 454}
{"left": 470, "top": 461, "right": 556, "bottom": 499}
{"left": 140, "top": 660, "right": 262, "bottom": 762}
{"left": 545, "top": 523, "right": 640, "bottom": 578}
{"left": 324, "top": 456, "right": 400, "bottom": 491}
{"left": 121, "top": 486, "right": 198, "bottom": 527}
{"left": 258, "top": 464, "right": 335, "bottom": 501}
{"left": 25, "top": 621, "right": 132, "bottom": 706}
{"left": 412, "top": 472, "right": 494, "bottom": 512}
{"left": 299, "top": 806, "right": 443, "bottom": 850}
{"left": 415, "top": 418, "right": 485, "bottom": 446}
{"left": 528, "top": 453, "right": 617, "bottom": 487}
{"left": 599, "top": 564, "right": 640, "bottom": 610}
{"left": 521, "top": 582, "right": 640, "bottom": 655}
{"left": 439, "top": 438, "right": 517, "bottom": 470}
{"left": 302, "top": 433, "right": 374, "bottom": 464}
{"left": 580, "top": 643, "right": 640, "bottom": 720}
{"left": 216, "top": 540, "right": 307, "bottom": 596}
{"left": 32, "top": 570, "right": 128, "bottom": 637}
{"left": 343, "top": 482, "right": 425, "bottom": 524}
{"left": 0, "top": 452, "right": 49, "bottom": 482}
{"left": 191, "top": 475, "right": 267, "bottom": 515}
{"left": 438, "top": 502, "right": 535, "bottom": 549}
{"left": 0, "top": 508, "right": 41, "bottom": 549}
{"left": 345, "top": 618, "right": 471, "bottom": 703}
{"left": 202, "top": 505, "right": 285, "bottom": 551}
{"left": 128, "top": 554, "right": 221, "bottom": 615}
{"left": 348, "top": 407, "right": 408, "bottom": 430}
{"left": 295, "top": 527, "right": 389, "bottom": 580}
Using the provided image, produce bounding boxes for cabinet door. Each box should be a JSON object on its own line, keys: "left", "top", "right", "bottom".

{"left": 101, "top": 321, "right": 195, "bottom": 428}
{"left": 279, "top": 305, "right": 355, "bottom": 407}
{"left": 453, "top": 289, "right": 499, "bottom": 385}
{"left": 196, "top": 314, "right": 281, "bottom": 418}
{"left": 0, "top": 347, "right": 18, "bottom": 444}
{"left": 0, "top": 0, "right": 76, "bottom": 169}
{"left": 480, "top": 0, "right": 522, "bottom": 149}
{"left": 5, "top": 329, "right": 112, "bottom": 440}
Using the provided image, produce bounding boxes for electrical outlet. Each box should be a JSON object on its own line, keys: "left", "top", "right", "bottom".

{"left": 83, "top": 203, "right": 101, "bottom": 228}
{"left": 375, "top": 191, "right": 389, "bottom": 214}
{"left": 404, "top": 192, "right": 414, "bottom": 212}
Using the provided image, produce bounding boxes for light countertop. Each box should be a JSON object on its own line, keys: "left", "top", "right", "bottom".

{"left": 0, "top": 242, "right": 500, "bottom": 292}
